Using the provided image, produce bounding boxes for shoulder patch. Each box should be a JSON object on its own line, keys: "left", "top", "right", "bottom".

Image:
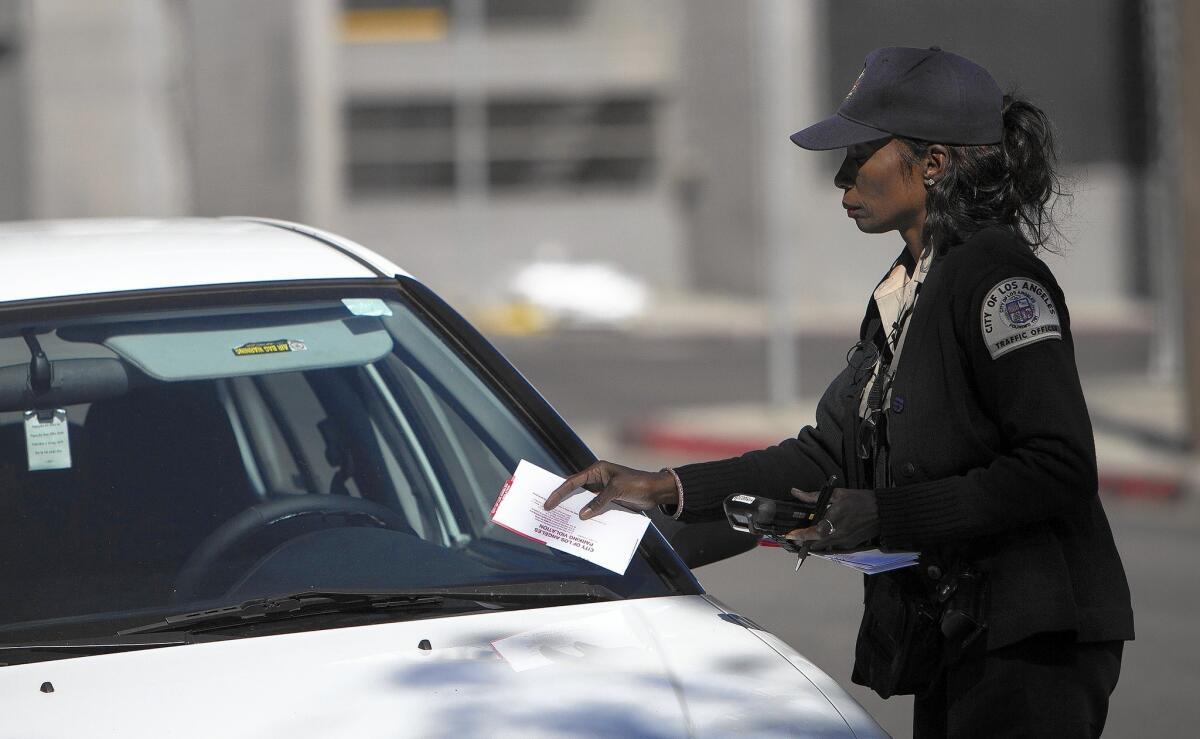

{"left": 980, "top": 278, "right": 1062, "bottom": 359}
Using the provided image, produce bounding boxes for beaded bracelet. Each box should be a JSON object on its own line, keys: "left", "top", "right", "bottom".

{"left": 659, "top": 467, "right": 685, "bottom": 521}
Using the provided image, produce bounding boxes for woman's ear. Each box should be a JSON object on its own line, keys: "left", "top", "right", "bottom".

{"left": 925, "top": 144, "right": 949, "bottom": 181}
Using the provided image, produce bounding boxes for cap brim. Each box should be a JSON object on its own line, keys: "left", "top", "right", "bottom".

{"left": 789, "top": 114, "right": 892, "bottom": 151}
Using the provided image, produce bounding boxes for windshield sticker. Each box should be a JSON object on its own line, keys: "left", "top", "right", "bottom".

{"left": 342, "top": 298, "right": 392, "bottom": 317}
{"left": 24, "top": 409, "right": 72, "bottom": 471}
{"left": 231, "top": 339, "right": 308, "bottom": 357}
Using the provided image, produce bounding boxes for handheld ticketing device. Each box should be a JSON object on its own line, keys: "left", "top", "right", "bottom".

{"left": 722, "top": 476, "right": 839, "bottom": 556}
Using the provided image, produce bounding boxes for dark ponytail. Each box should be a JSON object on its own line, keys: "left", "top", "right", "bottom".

{"left": 898, "top": 95, "right": 1067, "bottom": 254}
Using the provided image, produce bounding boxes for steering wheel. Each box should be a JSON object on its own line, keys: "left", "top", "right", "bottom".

{"left": 173, "top": 495, "right": 413, "bottom": 603}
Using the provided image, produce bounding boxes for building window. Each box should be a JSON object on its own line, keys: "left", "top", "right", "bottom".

{"left": 344, "top": 95, "right": 657, "bottom": 197}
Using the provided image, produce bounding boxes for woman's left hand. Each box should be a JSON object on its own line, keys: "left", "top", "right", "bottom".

{"left": 785, "top": 487, "right": 880, "bottom": 551}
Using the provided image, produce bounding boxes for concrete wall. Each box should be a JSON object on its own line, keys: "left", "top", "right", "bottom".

{"left": 676, "top": 1, "right": 761, "bottom": 296}
{"left": 181, "top": 0, "right": 325, "bottom": 222}
{"left": 23, "top": 0, "right": 190, "bottom": 217}
{"left": 0, "top": 1, "right": 27, "bottom": 220}
{"left": 16, "top": 0, "right": 332, "bottom": 225}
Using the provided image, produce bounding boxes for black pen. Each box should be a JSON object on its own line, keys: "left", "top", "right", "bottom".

{"left": 795, "top": 474, "right": 839, "bottom": 572}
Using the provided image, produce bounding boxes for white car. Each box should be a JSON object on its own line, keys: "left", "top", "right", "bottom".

{"left": 0, "top": 218, "right": 886, "bottom": 738}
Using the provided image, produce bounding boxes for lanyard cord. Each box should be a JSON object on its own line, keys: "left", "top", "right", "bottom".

{"left": 864, "top": 278, "right": 923, "bottom": 416}
{"left": 858, "top": 279, "right": 923, "bottom": 484}
{"left": 856, "top": 247, "right": 932, "bottom": 484}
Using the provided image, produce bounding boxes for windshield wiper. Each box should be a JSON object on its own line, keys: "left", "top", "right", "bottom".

{"left": 0, "top": 635, "right": 188, "bottom": 666}
{"left": 117, "top": 591, "right": 444, "bottom": 636}
{"left": 118, "top": 581, "right": 620, "bottom": 636}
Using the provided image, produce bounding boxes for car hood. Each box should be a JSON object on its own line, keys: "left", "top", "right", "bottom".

{"left": 0, "top": 595, "right": 884, "bottom": 738}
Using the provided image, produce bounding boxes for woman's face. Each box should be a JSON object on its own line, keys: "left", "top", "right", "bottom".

{"left": 834, "top": 138, "right": 927, "bottom": 240}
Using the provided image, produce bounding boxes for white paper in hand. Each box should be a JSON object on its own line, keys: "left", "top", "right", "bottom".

{"left": 490, "top": 460, "right": 650, "bottom": 575}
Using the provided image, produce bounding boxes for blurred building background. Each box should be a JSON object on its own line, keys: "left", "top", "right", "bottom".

{"left": 0, "top": 0, "right": 1177, "bottom": 324}
{"left": 0, "top": 2, "right": 1195, "bottom": 736}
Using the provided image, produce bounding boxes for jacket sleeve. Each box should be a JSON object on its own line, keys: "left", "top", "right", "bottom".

{"left": 874, "top": 263, "right": 1098, "bottom": 548}
{"left": 668, "top": 367, "right": 850, "bottom": 523}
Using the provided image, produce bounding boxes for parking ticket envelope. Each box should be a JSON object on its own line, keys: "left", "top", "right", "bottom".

{"left": 491, "top": 460, "right": 651, "bottom": 575}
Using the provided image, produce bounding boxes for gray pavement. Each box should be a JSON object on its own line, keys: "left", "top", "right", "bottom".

{"left": 493, "top": 321, "right": 1155, "bottom": 431}
{"left": 491, "top": 323, "right": 1198, "bottom": 738}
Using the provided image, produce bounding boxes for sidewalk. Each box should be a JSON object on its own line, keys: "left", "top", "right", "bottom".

{"left": 621, "top": 375, "right": 1189, "bottom": 502}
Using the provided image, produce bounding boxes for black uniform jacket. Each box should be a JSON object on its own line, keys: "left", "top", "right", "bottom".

{"left": 673, "top": 226, "right": 1135, "bottom": 650}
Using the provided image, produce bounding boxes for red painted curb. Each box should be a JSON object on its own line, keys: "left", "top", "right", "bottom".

{"left": 626, "top": 426, "right": 774, "bottom": 458}
{"left": 1097, "top": 474, "right": 1182, "bottom": 501}
{"left": 627, "top": 425, "right": 1184, "bottom": 502}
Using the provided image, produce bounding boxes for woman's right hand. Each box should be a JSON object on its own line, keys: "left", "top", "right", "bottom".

{"left": 543, "top": 461, "right": 679, "bottom": 520}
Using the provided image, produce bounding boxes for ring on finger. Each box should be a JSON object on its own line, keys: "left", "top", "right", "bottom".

{"left": 817, "top": 519, "right": 836, "bottom": 538}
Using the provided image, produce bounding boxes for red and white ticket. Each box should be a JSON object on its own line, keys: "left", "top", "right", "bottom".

{"left": 491, "top": 460, "right": 651, "bottom": 575}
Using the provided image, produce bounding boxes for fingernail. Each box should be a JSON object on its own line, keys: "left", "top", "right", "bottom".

{"left": 580, "top": 507, "right": 592, "bottom": 519}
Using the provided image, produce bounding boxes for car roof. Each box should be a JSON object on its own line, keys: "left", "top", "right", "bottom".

{"left": 0, "top": 217, "right": 410, "bottom": 303}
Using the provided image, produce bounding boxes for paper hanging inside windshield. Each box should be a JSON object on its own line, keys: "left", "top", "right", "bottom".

{"left": 491, "top": 460, "right": 650, "bottom": 575}
{"left": 24, "top": 409, "right": 71, "bottom": 471}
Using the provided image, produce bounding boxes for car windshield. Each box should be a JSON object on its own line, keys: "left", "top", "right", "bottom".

{"left": 0, "top": 289, "right": 671, "bottom": 642}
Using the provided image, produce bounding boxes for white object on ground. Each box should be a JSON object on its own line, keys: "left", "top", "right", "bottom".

{"left": 508, "top": 261, "right": 647, "bottom": 325}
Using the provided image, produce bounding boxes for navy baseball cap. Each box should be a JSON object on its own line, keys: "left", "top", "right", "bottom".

{"left": 790, "top": 46, "right": 1003, "bottom": 150}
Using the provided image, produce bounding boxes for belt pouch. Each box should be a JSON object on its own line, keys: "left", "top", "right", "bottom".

{"left": 851, "top": 571, "right": 943, "bottom": 698}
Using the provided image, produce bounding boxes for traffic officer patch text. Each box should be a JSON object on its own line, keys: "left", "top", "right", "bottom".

{"left": 980, "top": 278, "right": 1062, "bottom": 359}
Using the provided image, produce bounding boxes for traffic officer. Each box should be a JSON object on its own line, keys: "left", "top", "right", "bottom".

{"left": 544, "top": 47, "right": 1134, "bottom": 737}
